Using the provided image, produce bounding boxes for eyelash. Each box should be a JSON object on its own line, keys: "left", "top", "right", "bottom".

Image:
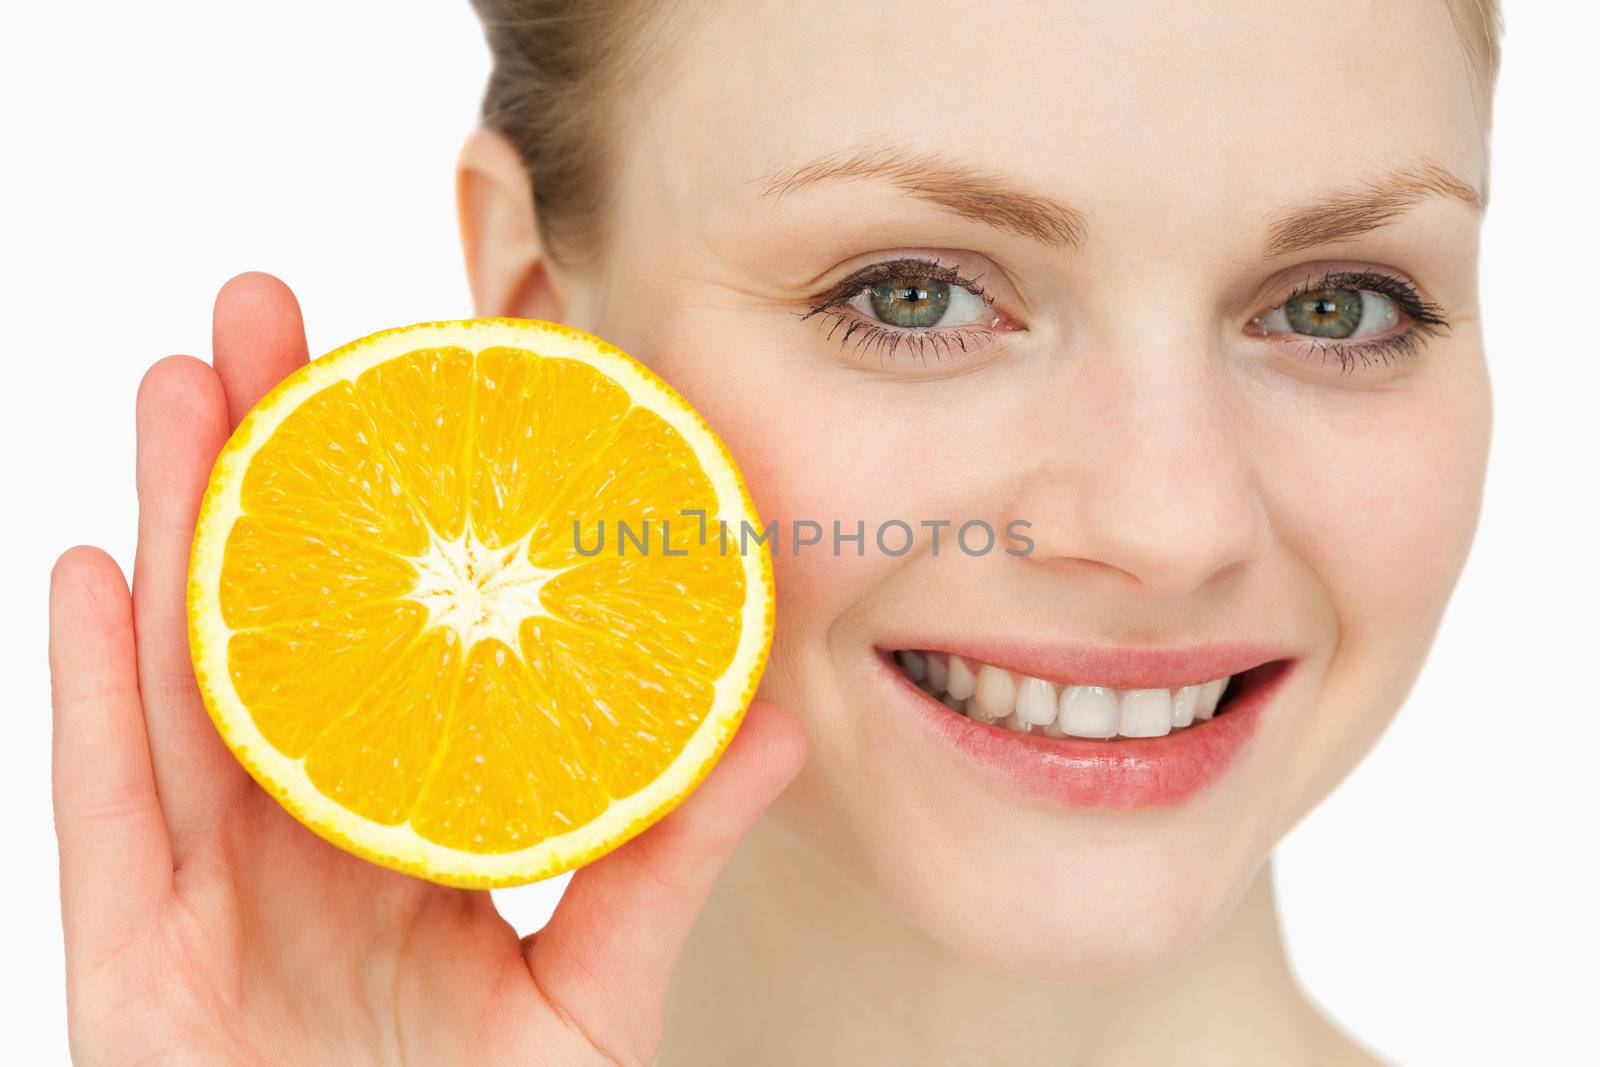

{"left": 799, "top": 257, "right": 1000, "bottom": 365}
{"left": 801, "top": 258, "right": 1451, "bottom": 374}
{"left": 1270, "top": 269, "right": 1451, "bottom": 376}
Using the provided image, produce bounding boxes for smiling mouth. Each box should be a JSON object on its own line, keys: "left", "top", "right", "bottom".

{"left": 889, "top": 649, "right": 1277, "bottom": 739}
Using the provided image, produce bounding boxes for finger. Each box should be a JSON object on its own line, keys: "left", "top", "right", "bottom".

{"left": 50, "top": 547, "right": 174, "bottom": 950}
{"left": 527, "top": 702, "right": 808, "bottom": 1064}
{"left": 211, "top": 271, "right": 310, "bottom": 426}
{"left": 132, "top": 354, "right": 242, "bottom": 851}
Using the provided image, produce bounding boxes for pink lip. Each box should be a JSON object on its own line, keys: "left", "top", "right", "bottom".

{"left": 879, "top": 653, "right": 1296, "bottom": 809}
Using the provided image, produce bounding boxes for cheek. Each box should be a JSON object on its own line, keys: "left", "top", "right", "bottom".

{"left": 638, "top": 340, "right": 956, "bottom": 629}
{"left": 1298, "top": 371, "right": 1490, "bottom": 634}
{"left": 1269, "top": 359, "right": 1491, "bottom": 805}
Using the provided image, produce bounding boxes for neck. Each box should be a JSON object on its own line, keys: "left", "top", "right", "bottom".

{"left": 659, "top": 815, "right": 1372, "bottom": 1067}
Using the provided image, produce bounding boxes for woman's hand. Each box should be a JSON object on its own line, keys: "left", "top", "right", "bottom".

{"left": 48, "top": 272, "right": 808, "bottom": 1066}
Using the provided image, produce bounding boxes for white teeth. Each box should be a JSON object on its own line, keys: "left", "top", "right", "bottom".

{"left": 1058, "top": 685, "right": 1119, "bottom": 738}
{"left": 895, "top": 649, "right": 1241, "bottom": 740}
{"left": 973, "top": 664, "right": 1016, "bottom": 719}
{"left": 1014, "top": 676, "right": 1058, "bottom": 725}
{"left": 1172, "top": 684, "right": 1200, "bottom": 728}
{"left": 898, "top": 650, "right": 928, "bottom": 683}
{"left": 1118, "top": 689, "right": 1174, "bottom": 738}
{"left": 946, "top": 656, "right": 977, "bottom": 700}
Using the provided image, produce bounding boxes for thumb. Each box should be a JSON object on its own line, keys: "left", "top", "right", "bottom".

{"left": 525, "top": 700, "right": 808, "bottom": 1061}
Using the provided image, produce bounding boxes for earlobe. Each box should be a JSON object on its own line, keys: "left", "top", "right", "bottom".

{"left": 455, "top": 127, "right": 563, "bottom": 321}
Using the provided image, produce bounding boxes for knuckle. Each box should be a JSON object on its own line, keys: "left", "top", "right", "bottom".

{"left": 138, "top": 665, "right": 201, "bottom": 708}
{"left": 617, "top": 833, "right": 705, "bottom": 900}
{"left": 56, "top": 766, "right": 156, "bottom": 832}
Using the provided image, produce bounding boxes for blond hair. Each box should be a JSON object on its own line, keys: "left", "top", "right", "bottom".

{"left": 1445, "top": 0, "right": 1506, "bottom": 145}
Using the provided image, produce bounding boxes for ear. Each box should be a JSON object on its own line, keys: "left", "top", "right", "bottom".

{"left": 456, "top": 127, "right": 564, "bottom": 321}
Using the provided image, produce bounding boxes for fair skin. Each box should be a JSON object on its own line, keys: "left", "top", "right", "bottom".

{"left": 51, "top": 1, "right": 1490, "bottom": 1064}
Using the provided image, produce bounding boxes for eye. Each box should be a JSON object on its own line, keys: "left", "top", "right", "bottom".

{"left": 1250, "top": 286, "right": 1400, "bottom": 341}
{"left": 801, "top": 255, "right": 1026, "bottom": 366}
{"left": 1244, "top": 268, "right": 1451, "bottom": 376}
{"left": 852, "top": 275, "right": 990, "bottom": 329}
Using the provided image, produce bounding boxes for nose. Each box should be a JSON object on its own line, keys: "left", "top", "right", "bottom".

{"left": 1004, "top": 345, "right": 1270, "bottom": 601}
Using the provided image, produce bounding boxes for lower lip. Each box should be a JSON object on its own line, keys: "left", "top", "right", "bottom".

{"left": 885, "top": 656, "right": 1294, "bottom": 809}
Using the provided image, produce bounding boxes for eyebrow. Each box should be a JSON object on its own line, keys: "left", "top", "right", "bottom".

{"left": 757, "top": 143, "right": 1482, "bottom": 259}
{"left": 1262, "top": 157, "right": 1485, "bottom": 258}
{"left": 756, "top": 143, "right": 1088, "bottom": 249}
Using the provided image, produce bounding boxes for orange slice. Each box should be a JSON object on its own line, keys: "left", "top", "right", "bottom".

{"left": 187, "top": 320, "right": 773, "bottom": 888}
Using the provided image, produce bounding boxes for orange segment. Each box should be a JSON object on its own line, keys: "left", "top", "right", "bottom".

{"left": 519, "top": 617, "right": 719, "bottom": 800}
{"left": 539, "top": 550, "right": 745, "bottom": 678}
{"left": 240, "top": 380, "right": 429, "bottom": 555}
{"left": 218, "top": 515, "right": 419, "bottom": 630}
{"left": 470, "top": 350, "right": 631, "bottom": 548}
{"left": 188, "top": 319, "right": 772, "bottom": 887}
{"left": 410, "top": 640, "right": 610, "bottom": 853}
{"left": 227, "top": 598, "right": 428, "bottom": 757}
{"left": 351, "top": 346, "right": 475, "bottom": 541}
{"left": 524, "top": 402, "right": 721, "bottom": 568}
{"left": 302, "top": 626, "right": 463, "bottom": 826}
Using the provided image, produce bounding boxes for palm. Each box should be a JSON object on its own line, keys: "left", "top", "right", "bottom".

{"left": 48, "top": 273, "right": 806, "bottom": 1066}
{"left": 127, "top": 790, "right": 543, "bottom": 1064}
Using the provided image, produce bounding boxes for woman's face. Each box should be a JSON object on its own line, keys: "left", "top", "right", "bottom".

{"left": 529, "top": 0, "right": 1491, "bottom": 977}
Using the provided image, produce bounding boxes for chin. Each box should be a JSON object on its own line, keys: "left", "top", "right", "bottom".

{"left": 865, "top": 811, "right": 1272, "bottom": 982}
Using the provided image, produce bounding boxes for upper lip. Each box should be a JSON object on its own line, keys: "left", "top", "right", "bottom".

{"left": 880, "top": 638, "right": 1292, "bottom": 690}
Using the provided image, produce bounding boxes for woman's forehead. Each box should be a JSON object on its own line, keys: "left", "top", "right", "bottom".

{"left": 621, "top": 0, "right": 1485, "bottom": 233}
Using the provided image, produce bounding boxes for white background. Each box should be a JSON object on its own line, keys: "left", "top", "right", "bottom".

{"left": 4, "top": 4, "right": 1595, "bottom": 1064}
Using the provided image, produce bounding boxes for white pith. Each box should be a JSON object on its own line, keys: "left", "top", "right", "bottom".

{"left": 403, "top": 523, "right": 565, "bottom": 653}
{"left": 188, "top": 319, "right": 773, "bottom": 888}
{"left": 894, "top": 650, "right": 1232, "bottom": 739}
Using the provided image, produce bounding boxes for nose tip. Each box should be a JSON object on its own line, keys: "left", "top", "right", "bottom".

{"left": 1005, "top": 380, "right": 1270, "bottom": 601}
{"left": 1016, "top": 485, "right": 1267, "bottom": 600}
{"left": 1062, "top": 492, "right": 1260, "bottom": 601}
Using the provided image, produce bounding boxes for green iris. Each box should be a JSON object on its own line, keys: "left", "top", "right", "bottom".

{"left": 868, "top": 276, "right": 951, "bottom": 328}
{"left": 1284, "top": 288, "right": 1365, "bottom": 338}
